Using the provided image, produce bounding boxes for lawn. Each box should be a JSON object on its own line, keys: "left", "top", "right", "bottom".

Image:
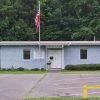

{"left": 1, "top": 70, "right": 100, "bottom": 74}
{"left": 0, "top": 70, "right": 46, "bottom": 74}
{"left": 61, "top": 70, "right": 100, "bottom": 74}
{"left": 24, "top": 98, "right": 100, "bottom": 100}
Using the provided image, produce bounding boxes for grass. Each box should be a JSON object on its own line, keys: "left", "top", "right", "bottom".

{"left": 60, "top": 70, "right": 100, "bottom": 74}
{"left": 0, "top": 70, "right": 100, "bottom": 74}
{"left": 24, "top": 98, "right": 100, "bottom": 100}
{"left": 0, "top": 70, "right": 47, "bottom": 74}
{"left": 1, "top": 70, "right": 100, "bottom": 74}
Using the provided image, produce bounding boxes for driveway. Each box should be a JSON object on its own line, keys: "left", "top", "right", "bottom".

{"left": 0, "top": 74, "right": 44, "bottom": 100}
{"left": 1, "top": 73, "right": 100, "bottom": 100}
{"left": 30, "top": 73, "right": 100, "bottom": 98}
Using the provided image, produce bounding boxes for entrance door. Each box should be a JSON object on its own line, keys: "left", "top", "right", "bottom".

{"left": 48, "top": 49, "right": 62, "bottom": 68}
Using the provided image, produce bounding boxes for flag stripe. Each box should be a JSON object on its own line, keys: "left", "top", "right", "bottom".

{"left": 35, "top": 8, "right": 40, "bottom": 32}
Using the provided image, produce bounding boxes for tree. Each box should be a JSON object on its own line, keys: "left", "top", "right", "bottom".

{"left": 0, "top": 0, "right": 37, "bottom": 41}
{"left": 0, "top": 0, "right": 100, "bottom": 41}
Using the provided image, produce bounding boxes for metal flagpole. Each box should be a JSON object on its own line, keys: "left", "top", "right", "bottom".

{"left": 94, "top": 35, "right": 95, "bottom": 41}
{"left": 39, "top": 1, "right": 41, "bottom": 59}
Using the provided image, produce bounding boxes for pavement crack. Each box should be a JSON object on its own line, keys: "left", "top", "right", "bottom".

{"left": 24, "top": 74, "right": 47, "bottom": 100}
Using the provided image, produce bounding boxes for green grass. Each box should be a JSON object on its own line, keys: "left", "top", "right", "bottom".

{"left": 24, "top": 98, "right": 100, "bottom": 100}
{"left": 0, "top": 71, "right": 46, "bottom": 74}
{"left": 24, "top": 98, "right": 81, "bottom": 100}
{"left": 60, "top": 70, "right": 100, "bottom": 74}
{"left": 1, "top": 70, "right": 100, "bottom": 74}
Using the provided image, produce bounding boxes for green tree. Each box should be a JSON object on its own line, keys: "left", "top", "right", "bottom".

{"left": 0, "top": 0, "right": 100, "bottom": 41}
{"left": 0, "top": 0, "right": 37, "bottom": 41}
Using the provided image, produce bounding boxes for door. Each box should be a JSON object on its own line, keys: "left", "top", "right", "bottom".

{"left": 48, "top": 49, "right": 62, "bottom": 68}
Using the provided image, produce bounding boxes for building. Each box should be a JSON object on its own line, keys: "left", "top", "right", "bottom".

{"left": 0, "top": 41, "right": 100, "bottom": 69}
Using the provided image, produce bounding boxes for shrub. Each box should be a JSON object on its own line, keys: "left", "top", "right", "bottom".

{"left": 1, "top": 68, "right": 7, "bottom": 71}
{"left": 31, "top": 68, "right": 40, "bottom": 71}
{"left": 6, "top": 68, "right": 12, "bottom": 71}
{"left": 17, "top": 67, "right": 25, "bottom": 71}
{"left": 41, "top": 68, "right": 46, "bottom": 71}
{"left": 65, "top": 64, "right": 100, "bottom": 71}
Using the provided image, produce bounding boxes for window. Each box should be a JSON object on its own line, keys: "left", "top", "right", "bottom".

{"left": 80, "top": 49, "right": 87, "bottom": 59}
{"left": 23, "top": 49, "right": 30, "bottom": 60}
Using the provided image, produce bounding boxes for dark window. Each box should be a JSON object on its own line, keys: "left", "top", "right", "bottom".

{"left": 80, "top": 49, "right": 87, "bottom": 59}
{"left": 23, "top": 49, "right": 30, "bottom": 59}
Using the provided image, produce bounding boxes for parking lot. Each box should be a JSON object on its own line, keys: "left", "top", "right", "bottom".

{"left": 30, "top": 73, "right": 100, "bottom": 98}
{"left": 0, "top": 73, "right": 100, "bottom": 100}
{"left": 0, "top": 74, "right": 44, "bottom": 100}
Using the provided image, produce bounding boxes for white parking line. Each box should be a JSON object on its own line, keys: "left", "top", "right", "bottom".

{"left": 54, "top": 86, "right": 82, "bottom": 90}
{"left": 53, "top": 80, "right": 100, "bottom": 87}
{"left": 54, "top": 76, "right": 100, "bottom": 82}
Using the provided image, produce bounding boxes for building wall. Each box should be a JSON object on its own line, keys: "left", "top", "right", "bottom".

{"left": 1, "top": 46, "right": 46, "bottom": 69}
{"left": 64, "top": 45, "right": 100, "bottom": 66}
{"left": 1, "top": 45, "right": 100, "bottom": 69}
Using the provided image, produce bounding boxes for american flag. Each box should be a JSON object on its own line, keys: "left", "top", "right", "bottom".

{"left": 35, "top": 7, "right": 40, "bottom": 33}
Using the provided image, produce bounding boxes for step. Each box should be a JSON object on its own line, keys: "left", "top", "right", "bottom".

{"left": 48, "top": 68, "right": 61, "bottom": 72}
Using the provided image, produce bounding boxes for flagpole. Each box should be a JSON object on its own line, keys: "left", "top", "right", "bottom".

{"left": 39, "top": 1, "right": 41, "bottom": 58}
{"left": 94, "top": 35, "right": 95, "bottom": 41}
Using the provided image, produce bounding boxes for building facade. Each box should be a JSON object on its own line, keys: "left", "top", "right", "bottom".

{"left": 0, "top": 41, "right": 100, "bottom": 69}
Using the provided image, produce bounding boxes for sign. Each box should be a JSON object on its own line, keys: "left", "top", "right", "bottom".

{"left": 34, "top": 50, "right": 45, "bottom": 59}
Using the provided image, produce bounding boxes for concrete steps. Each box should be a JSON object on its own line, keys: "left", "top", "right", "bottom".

{"left": 48, "top": 68, "right": 61, "bottom": 72}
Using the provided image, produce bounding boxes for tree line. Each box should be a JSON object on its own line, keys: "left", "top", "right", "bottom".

{"left": 0, "top": 0, "right": 100, "bottom": 41}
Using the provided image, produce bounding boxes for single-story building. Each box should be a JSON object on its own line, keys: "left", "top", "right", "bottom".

{"left": 0, "top": 41, "right": 100, "bottom": 70}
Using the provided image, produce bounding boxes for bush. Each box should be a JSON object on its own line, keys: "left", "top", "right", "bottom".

{"left": 17, "top": 67, "right": 25, "bottom": 71}
{"left": 6, "top": 68, "right": 12, "bottom": 71}
{"left": 41, "top": 68, "right": 46, "bottom": 71}
{"left": 65, "top": 64, "right": 100, "bottom": 71}
{"left": 1, "top": 68, "right": 7, "bottom": 71}
{"left": 31, "top": 68, "right": 40, "bottom": 71}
